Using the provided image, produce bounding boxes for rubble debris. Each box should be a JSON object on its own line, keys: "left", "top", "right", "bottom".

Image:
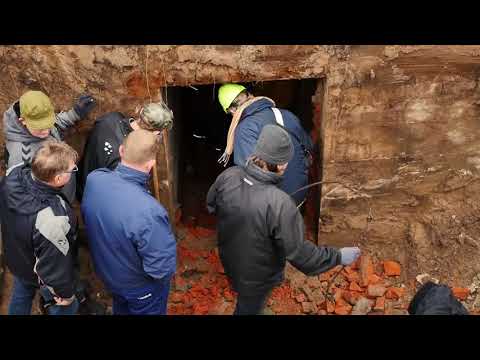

{"left": 385, "top": 287, "right": 405, "bottom": 300}
{"left": 416, "top": 273, "right": 439, "bottom": 285}
{"left": 165, "top": 223, "right": 471, "bottom": 315}
{"left": 374, "top": 297, "right": 385, "bottom": 311}
{"left": 383, "top": 261, "right": 401, "bottom": 276}
{"left": 367, "top": 284, "right": 387, "bottom": 297}
{"left": 452, "top": 287, "right": 470, "bottom": 301}
{"left": 360, "top": 255, "right": 374, "bottom": 287}
{"left": 352, "top": 297, "right": 374, "bottom": 315}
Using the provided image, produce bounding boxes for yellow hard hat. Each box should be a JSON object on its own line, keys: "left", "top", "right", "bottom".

{"left": 218, "top": 83, "right": 246, "bottom": 113}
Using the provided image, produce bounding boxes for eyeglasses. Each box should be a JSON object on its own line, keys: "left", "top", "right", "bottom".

{"left": 62, "top": 165, "right": 79, "bottom": 174}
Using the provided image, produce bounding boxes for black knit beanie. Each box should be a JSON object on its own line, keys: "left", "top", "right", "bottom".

{"left": 253, "top": 124, "right": 294, "bottom": 165}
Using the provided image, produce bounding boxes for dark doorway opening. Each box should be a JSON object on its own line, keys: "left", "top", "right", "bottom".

{"left": 168, "top": 78, "right": 324, "bottom": 240}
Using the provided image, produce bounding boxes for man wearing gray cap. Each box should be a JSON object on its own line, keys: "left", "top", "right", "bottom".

{"left": 77, "top": 102, "right": 173, "bottom": 200}
{"left": 207, "top": 124, "right": 361, "bottom": 315}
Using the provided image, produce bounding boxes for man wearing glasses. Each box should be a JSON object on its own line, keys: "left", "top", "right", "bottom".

{"left": 0, "top": 141, "right": 81, "bottom": 315}
{"left": 2, "top": 90, "right": 104, "bottom": 314}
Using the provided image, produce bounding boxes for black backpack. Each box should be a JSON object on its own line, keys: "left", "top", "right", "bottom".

{"left": 408, "top": 281, "right": 470, "bottom": 315}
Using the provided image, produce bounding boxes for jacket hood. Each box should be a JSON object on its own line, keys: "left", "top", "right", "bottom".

{"left": 244, "top": 159, "right": 283, "bottom": 186}
{"left": 4, "top": 165, "right": 62, "bottom": 215}
{"left": 240, "top": 98, "right": 275, "bottom": 120}
{"left": 3, "top": 105, "right": 44, "bottom": 143}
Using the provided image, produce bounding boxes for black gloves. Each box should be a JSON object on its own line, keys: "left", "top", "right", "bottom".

{"left": 74, "top": 94, "right": 96, "bottom": 119}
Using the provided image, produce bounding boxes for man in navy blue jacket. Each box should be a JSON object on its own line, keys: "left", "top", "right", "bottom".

{"left": 81, "top": 129, "right": 176, "bottom": 315}
{"left": 218, "top": 83, "right": 313, "bottom": 205}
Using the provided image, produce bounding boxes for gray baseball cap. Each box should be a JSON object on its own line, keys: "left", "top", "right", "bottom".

{"left": 140, "top": 101, "right": 174, "bottom": 131}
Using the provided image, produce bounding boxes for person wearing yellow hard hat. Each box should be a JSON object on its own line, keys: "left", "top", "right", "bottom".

{"left": 217, "top": 83, "right": 314, "bottom": 206}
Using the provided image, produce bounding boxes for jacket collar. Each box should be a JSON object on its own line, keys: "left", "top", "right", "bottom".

{"left": 115, "top": 163, "right": 150, "bottom": 188}
{"left": 29, "top": 173, "right": 64, "bottom": 198}
{"left": 244, "top": 159, "right": 283, "bottom": 185}
{"left": 240, "top": 98, "right": 275, "bottom": 121}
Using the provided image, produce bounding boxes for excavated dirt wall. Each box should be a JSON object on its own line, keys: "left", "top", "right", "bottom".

{"left": 1, "top": 45, "right": 480, "bottom": 286}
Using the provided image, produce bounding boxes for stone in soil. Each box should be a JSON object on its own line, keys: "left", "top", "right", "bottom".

{"left": 367, "top": 284, "right": 387, "bottom": 297}
{"left": 302, "top": 302, "right": 317, "bottom": 314}
{"left": 351, "top": 297, "right": 374, "bottom": 315}
{"left": 308, "top": 288, "right": 326, "bottom": 305}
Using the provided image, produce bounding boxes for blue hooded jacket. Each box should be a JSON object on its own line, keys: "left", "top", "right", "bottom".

{"left": 81, "top": 164, "right": 176, "bottom": 295}
{"left": 233, "top": 98, "right": 313, "bottom": 204}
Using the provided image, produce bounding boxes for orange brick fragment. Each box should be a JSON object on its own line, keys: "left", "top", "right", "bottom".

{"left": 349, "top": 281, "right": 363, "bottom": 292}
{"left": 383, "top": 261, "right": 401, "bottom": 276}
{"left": 334, "top": 305, "right": 352, "bottom": 315}
{"left": 360, "top": 255, "right": 375, "bottom": 286}
{"left": 385, "top": 287, "right": 405, "bottom": 300}
{"left": 344, "top": 271, "right": 361, "bottom": 283}
{"left": 326, "top": 300, "right": 335, "bottom": 313}
{"left": 452, "top": 287, "right": 469, "bottom": 301}
{"left": 295, "top": 293, "right": 306, "bottom": 303}
{"left": 343, "top": 291, "right": 362, "bottom": 305}
{"left": 374, "top": 297, "right": 385, "bottom": 311}
{"left": 368, "top": 274, "right": 382, "bottom": 285}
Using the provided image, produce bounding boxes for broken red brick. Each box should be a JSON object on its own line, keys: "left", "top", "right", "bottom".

{"left": 170, "top": 292, "right": 184, "bottom": 303}
{"left": 192, "top": 303, "right": 209, "bottom": 315}
{"left": 360, "top": 255, "right": 374, "bottom": 287}
{"left": 309, "top": 289, "right": 326, "bottom": 306}
{"left": 302, "top": 302, "right": 318, "bottom": 314}
{"left": 193, "top": 226, "right": 216, "bottom": 238}
{"left": 383, "top": 261, "right": 401, "bottom": 276}
{"left": 367, "top": 274, "right": 382, "bottom": 285}
{"left": 318, "top": 310, "right": 328, "bottom": 315}
{"left": 326, "top": 300, "right": 335, "bottom": 313}
{"left": 374, "top": 296, "right": 385, "bottom": 311}
{"left": 306, "top": 277, "right": 322, "bottom": 289}
{"left": 223, "top": 289, "right": 235, "bottom": 302}
{"left": 385, "top": 287, "right": 405, "bottom": 300}
{"left": 335, "top": 296, "right": 350, "bottom": 309}
{"left": 349, "top": 281, "right": 363, "bottom": 292}
{"left": 452, "top": 287, "right": 469, "bottom": 301}
{"left": 295, "top": 293, "right": 306, "bottom": 303}
{"left": 333, "top": 289, "right": 344, "bottom": 302}
{"left": 318, "top": 272, "right": 331, "bottom": 282}
{"left": 350, "top": 257, "right": 361, "bottom": 270}
{"left": 344, "top": 271, "right": 361, "bottom": 283}
{"left": 343, "top": 291, "right": 362, "bottom": 306}
{"left": 334, "top": 304, "right": 352, "bottom": 315}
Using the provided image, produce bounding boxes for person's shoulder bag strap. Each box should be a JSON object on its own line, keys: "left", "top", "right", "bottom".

{"left": 271, "top": 107, "right": 312, "bottom": 166}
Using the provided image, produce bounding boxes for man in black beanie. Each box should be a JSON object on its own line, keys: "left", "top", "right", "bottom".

{"left": 207, "top": 124, "right": 361, "bottom": 315}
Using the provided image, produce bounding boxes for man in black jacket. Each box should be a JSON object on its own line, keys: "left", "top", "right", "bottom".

{"left": 207, "top": 124, "right": 361, "bottom": 315}
{"left": 0, "top": 141, "right": 80, "bottom": 315}
{"left": 77, "top": 101, "right": 173, "bottom": 200}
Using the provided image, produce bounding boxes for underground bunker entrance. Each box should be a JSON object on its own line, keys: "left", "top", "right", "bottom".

{"left": 170, "top": 78, "right": 323, "bottom": 240}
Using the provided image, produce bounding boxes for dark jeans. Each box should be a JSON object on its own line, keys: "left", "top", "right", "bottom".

{"left": 8, "top": 276, "right": 36, "bottom": 315}
{"left": 234, "top": 289, "right": 272, "bottom": 315}
{"left": 112, "top": 277, "right": 171, "bottom": 315}
{"left": 8, "top": 276, "right": 78, "bottom": 315}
